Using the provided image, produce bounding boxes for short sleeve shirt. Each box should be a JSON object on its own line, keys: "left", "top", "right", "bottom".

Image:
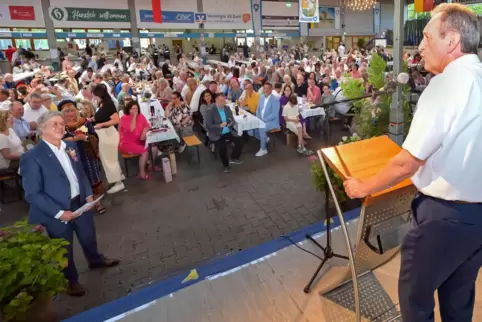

{"left": 402, "top": 54, "right": 482, "bottom": 202}
{"left": 0, "top": 128, "right": 23, "bottom": 169}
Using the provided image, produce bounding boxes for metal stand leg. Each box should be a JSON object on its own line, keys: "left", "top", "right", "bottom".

{"left": 310, "top": 151, "right": 361, "bottom": 322}
{"left": 303, "top": 183, "right": 349, "bottom": 293}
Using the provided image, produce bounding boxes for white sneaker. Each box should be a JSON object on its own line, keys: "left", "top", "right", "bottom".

{"left": 107, "top": 182, "right": 125, "bottom": 194}
{"left": 178, "top": 144, "right": 186, "bottom": 153}
{"left": 255, "top": 149, "right": 268, "bottom": 157}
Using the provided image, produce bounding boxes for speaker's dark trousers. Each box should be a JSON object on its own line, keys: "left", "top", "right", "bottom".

{"left": 45, "top": 196, "right": 103, "bottom": 285}
{"left": 399, "top": 193, "right": 482, "bottom": 322}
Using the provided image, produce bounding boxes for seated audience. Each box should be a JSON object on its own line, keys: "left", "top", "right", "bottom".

{"left": 166, "top": 91, "right": 193, "bottom": 152}
{"left": 0, "top": 110, "right": 24, "bottom": 173}
{"left": 23, "top": 92, "right": 49, "bottom": 125}
{"left": 119, "top": 100, "right": 158, "bottom": 180}
{"left": 253, "top": 82, "right": 280, "bottom": 157}
{"left": 205, "top": 93, "right": 244, "bottom": 172}
{"left": 239, "top": 79, "right": 260, "bottom": 114}
{"left": 282, "top": 94, "right": 312, "bottom": 155}
{"left": 228, "top": 78, "right": 243, "bottom": 102}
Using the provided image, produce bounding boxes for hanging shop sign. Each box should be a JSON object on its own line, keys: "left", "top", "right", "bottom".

{"left": 262, "top": 15, "right": 299, "bottom": 28}
{"left": 139, "top": 10, "right": 194, "bottom": 23}
{"left": 299, "top": 0, "right": 320, "bottom": 23}
{"left": 0, "top": 5, "right": 36, "bottom": 22}
{"left": 9, "top": 6, "right": 36, "bottom": 21}
{"left": 49, "top": 7, "right": 130, "bottom": 22}
{"left": 204, "top": 13, "right": 251, "bottom": 24}
{"left": 56, "top": 32, "right": 131, "bottom": 38}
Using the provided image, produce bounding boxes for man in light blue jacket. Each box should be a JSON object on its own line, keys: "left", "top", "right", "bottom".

{"left": 254, "top": 82, "right": 280, "bottom": 157}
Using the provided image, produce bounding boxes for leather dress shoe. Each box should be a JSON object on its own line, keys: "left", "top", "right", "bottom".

{"left": 67, "top": 283, "right": 86, "bottom": 297}
{"left": 89, "top": 257, "right": 120, "bottom": 270}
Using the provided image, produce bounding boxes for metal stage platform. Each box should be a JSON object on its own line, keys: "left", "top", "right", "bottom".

{"left": 66, "top": 214, "right": 482, "bottom": 322}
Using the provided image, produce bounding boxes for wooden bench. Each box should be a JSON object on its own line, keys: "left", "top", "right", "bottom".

{"left": 268, "top": 128, "right": 281, "bottom": 149}
{"left": 183, "top": 135, "right": 202, "bottom": 164}
{"left": 121, "top": 153, "right": 140, "bottom": 177}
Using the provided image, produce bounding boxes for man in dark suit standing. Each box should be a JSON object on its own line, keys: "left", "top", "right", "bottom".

{"left": 205, "top": 93, "right": 244, "bottom": 173}
{"left": 20, "top": 111, "right": 119, "bottom": 297}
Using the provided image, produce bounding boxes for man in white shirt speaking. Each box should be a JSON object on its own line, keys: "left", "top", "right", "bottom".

{"left": 344, "top": 4, "right": 482, "bottom": 322}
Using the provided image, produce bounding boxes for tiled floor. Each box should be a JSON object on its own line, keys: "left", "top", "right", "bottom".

{"left": 1, "top": 128, "right": 345, "bottom": 319}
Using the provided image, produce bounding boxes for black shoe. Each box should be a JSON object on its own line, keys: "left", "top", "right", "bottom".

{"left": 230, "top": 159, "right": 244, "bottom": 165}
{"left": 67, "top": 283, "right": 86, "bottom": 297}
{"left": 224, "top": 167, "right": 231, "bottom": 173}
{"left": 89, "top": 257, "right": 120, "bottom": 270}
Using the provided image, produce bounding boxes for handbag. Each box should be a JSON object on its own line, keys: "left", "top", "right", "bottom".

{"left": 84, "top": 135, "right": 100, "bottom": 159}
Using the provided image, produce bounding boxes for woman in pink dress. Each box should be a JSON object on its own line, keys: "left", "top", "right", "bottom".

{"left": 119, "top": 100, "right": 158, "bottom": 179}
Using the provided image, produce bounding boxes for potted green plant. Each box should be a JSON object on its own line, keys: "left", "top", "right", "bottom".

{"left": 341, "top": 53, "right": 412, "bottom": 139}
{"left": 0, "top": 221, "right": 69, "bottom": 322}
{"left": 309, "top": 133, "right": 363, "bottom": 211}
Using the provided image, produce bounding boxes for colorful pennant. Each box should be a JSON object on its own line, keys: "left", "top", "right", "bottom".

{"left": 152, "top": 0, "right": 162, "bottom": 23}
{"left": 414, "top": 0, "right": 434, "bottom": 13}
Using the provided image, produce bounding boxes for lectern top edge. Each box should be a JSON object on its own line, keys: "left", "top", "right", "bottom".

{"left": 318, "top": 135, "right": 413, "bottom": 206}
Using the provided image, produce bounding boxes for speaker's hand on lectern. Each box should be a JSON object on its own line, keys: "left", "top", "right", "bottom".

{"left": 344, "top": 177, "right": 369, "bottom": 199}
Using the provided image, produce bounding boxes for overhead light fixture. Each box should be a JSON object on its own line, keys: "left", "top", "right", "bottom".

{"left": 286, "top": 3, "right": 292, "bottom": 7}
{"left": 342, "top": 0, "right": 377, "bottom": 11}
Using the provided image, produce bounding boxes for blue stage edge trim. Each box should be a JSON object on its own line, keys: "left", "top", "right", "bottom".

{"left": 64, "top": 208, "right": 361, "bottom": 322}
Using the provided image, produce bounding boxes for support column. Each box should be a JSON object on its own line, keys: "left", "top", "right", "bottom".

{"left": 388, "top": 0, "right": 405, "bottom": 145}
{"left": 341, "top": 6, "right": 346, "bottom": 43}
{"left": 251, "top": 0, "right": 262, "bottom": 51}
{"left": 127, "top": 0, "right": 141, "bottom": 55}
{"left": 196, "top": 0, "right": 207, "bottom": 64}
{"left": 374, "top": 3, "right": 381, "bottom": 37}
{"left": 41, "top": 0, "right": 59, "bottom": 71}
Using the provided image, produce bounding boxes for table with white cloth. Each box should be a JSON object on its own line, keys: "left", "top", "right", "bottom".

{"left": 299, "top": 106, "right": 325, "bottom": 119}
{"left": 227, "top": 103, "right": 265, "bottom": 136}
{"left": 297, "top": 102, "right": 330, "bottom": 143}
{"left": 144, "top": 118, "right": 180, "bottom": 174}
{"left": 13, "top": 69, "right": 41, "bottom": 82}
{"left": 207, "top": 60, "right": 230, "bottom": 69}
{"left": 235, "top": 60, "right": 250, "bottom": 66}
{"left": 137, "top": 95, "right": 165, "bottom": 121}
{"left": 187, "top": 60, "right": 201, "bottom": 70}
{"left": 48, "top": 65, "right": 82, "bottom": 82}
{"left": 145, "top": 119, "right": 180, "bottom": 147}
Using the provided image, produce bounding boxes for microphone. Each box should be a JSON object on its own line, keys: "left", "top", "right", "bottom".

{"left": 383, "top": 72, "right": 410, "bottom": 92}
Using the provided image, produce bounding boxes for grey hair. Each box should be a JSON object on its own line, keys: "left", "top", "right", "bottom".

{"left": 9, "top": 100, "right": 22, "bottom": 111}
{"left": 158, "top": 78, "right": 169, "bottom": 86}
{"left": 432, "top": 3, "right": 480, "bottom": 54}
{"left": 30, "top": 92, "right": 42, "bottom": 100}
{"left": 37, "top": 111, "right": 63, "bottom": 136}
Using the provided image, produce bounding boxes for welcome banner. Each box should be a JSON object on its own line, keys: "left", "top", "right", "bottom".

{"left": 49, "top": 7, "right": 130, "bottom": 22}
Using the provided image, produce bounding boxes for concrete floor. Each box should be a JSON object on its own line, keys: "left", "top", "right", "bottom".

{"left": 0, "top": 127, "right": 346, "bottom": 319}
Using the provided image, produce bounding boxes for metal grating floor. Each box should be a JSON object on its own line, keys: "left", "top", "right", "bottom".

{"left": 321, "top": 272, "right": 401, "bottom": 322}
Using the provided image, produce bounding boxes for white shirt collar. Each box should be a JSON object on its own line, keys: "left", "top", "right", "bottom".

{"left": 444, "top": 54, "right": 480, "bottom": 73}
{"left": 44, "top": 139, "right": 66, "bottom": 152}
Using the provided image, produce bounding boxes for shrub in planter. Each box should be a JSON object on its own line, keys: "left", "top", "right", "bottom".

{"left": 0, "top": 221, "right": 68, "bottom": 321}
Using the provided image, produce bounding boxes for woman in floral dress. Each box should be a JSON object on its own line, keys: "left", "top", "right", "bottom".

{"left": 58, "top": 100, "right": 106, "bottom": 215}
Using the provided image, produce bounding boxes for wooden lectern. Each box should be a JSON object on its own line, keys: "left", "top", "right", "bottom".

{"left": 316, "top": 136, "right": 417, "bottom": 322}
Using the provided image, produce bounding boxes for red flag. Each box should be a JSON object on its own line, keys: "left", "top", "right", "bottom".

{"left": 152, "top": 0, "right": 162, "bottom": 23}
